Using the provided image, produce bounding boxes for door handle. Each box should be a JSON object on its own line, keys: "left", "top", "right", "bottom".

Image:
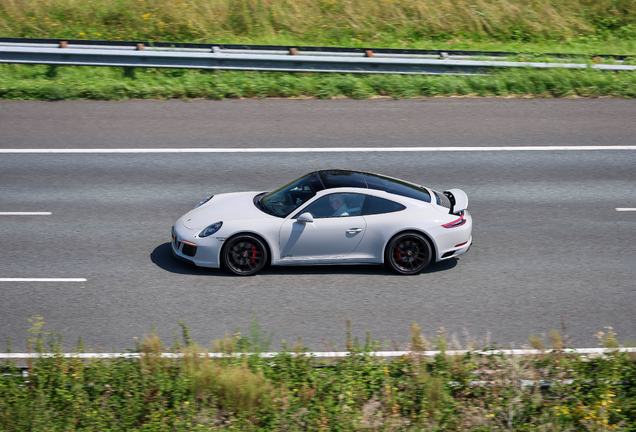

{"left": 346, "top": 228, "right": 363, "bottom": 233}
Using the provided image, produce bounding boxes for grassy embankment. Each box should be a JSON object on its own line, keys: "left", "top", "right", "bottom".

{"left": 2, "top": 318, "right": 636, "bottom": 431}
{"left": 1, "top": 0, "right": 636, "bottom": 99}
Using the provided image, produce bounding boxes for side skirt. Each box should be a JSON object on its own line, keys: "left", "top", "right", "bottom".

{"left": 273, "top": 260, "right": 381, "bottom": 267}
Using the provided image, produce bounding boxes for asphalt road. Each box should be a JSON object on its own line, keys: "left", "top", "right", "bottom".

{"left": 1, "top": 98, "right": 635, "bottom": 352}
{"left": 2, "top": 98, "right": 636, "bottom": 149}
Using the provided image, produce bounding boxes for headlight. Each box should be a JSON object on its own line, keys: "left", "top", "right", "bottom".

{"left": 199, "top": 221, "right": 223, "bottom": 238}
{"left": 195, "top": 195, "right": 214, "bottom": 209}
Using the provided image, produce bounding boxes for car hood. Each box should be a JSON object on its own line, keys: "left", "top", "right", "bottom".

{"left": 181, "top": 191, "right": 267, "bottom": 230}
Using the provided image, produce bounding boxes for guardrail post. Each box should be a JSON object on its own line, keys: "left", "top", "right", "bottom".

{"left": 46, "top": 65, "right": 59, "bottom": 78}
{"left": 289, "top": 47, "right": 298, "bottom": 56}
{"left": 136, "top": 43, "right": 145, "bottom": 51}
{"left": 365, "top": 49, "right": 374, "bottom": 58}
{"left": 59, "top": 41, "right": 68, "bottom": 49}
{"left": 123, "top": 67, "right": 135, "bottom": 79}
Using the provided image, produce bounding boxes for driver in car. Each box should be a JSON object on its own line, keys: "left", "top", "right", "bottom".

{"left": 329, "top": 194, "right": 350, "bottom": 217}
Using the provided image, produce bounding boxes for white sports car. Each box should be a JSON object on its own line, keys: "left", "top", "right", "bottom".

{"left": 172, "top": 170, "right": 472, "bottom": 276}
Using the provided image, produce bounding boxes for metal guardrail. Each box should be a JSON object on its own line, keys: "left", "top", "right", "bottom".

{"left": 1, "top": 37, "right": 634, "bottom": 60}
{"left": 2, "top": 347, "right": 635, "bottom": 359}
{"left": 1, "top": 38, "right": 635, "bottom": 75}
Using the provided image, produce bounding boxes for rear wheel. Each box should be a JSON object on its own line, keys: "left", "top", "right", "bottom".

{"left": 221, "top": 234, "right": 268, "bottom": 276}
{"left": 385, "top": 232, "right": 432, "bottom": 275}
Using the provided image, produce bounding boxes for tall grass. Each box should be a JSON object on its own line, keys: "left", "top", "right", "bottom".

{"left": 1, "top": 0, "right": 636, "bottom": 47}
{"left": 2, "top": 319, "right": 636, "bottom": 430}
{"left": 2, "top": 0, "right": 635, "bottom": 101}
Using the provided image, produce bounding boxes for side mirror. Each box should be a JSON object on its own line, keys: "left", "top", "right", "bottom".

{"left": 297, "top": 212, "right": 314, "bottom": 223}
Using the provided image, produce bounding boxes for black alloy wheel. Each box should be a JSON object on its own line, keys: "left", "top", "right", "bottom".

{"left": 385, "top": 232, "right": 432, "bottom": 275}
{"left": 222, "top": 234, "right": 268, "bottom": 276}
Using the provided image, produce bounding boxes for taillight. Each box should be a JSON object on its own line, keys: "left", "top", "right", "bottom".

{"left": 442, "top": 215, "right": 466, "bottom": 229}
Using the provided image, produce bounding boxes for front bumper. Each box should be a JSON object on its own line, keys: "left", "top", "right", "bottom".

{"left": 171, "top": 225, "right": 222, "bottom": 268}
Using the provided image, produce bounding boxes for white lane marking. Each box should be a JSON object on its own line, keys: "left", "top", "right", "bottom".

{"left": 1, "top": 347, "right": 635, "bottom": 359}
{"left": 0, "top": 278, "right": 87, "bottom": 282}
{"left": 0, "top": 212, "right": 51, "bottom": 216}
{"left": 616, "top": 208, "right": 636, "bottom": 211}
{"left": 1, "top": 146, "right": 636, "bottom": 153}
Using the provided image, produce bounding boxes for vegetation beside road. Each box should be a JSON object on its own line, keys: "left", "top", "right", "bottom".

{"left": 2, "top": 0, "right": 636, "bottom": 51}
{"left": 2, "top": 318, "right": 636, "bottom": 431}
{"left": 2, "top": 64, "right": 636, "bottom": 100}
{"left": 1, "top": 0, "right": 636, "bottom": 100}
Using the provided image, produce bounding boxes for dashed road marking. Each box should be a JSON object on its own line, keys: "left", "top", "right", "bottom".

{"left": 616, "top": 208, "right": 636, "bottom": 212}
{"left": 0, "top": 278, "right": 87, "bottom": 282}
{"left": 0, "top": 212, "right": 52, "bottom": 216}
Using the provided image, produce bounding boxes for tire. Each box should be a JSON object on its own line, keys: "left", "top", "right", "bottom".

{"left": 221, "top": 234, "right": 268, "bottom": 276}
{"left": 385, "top": 232, "right": 432, "bottom": 275}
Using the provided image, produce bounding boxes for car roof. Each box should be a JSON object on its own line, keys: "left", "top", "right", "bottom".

{"left": 311, "top": 169, "right": 411, "bottom": 189}
{"left": 309, "top": 169, "right": 432, "bottom": 204}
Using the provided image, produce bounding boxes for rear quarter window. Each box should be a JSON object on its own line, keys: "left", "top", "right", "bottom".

{"left": 361, "top": 195, "right": 406, "bottom": 216}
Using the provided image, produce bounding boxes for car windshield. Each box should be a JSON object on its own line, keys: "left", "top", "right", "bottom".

{"left": 258, "top": 172, "right": 325, "bottom": 217}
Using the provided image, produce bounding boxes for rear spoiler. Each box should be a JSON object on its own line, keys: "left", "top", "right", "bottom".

{"left": 444, "top": 189, "right": 468, "bottom": 215}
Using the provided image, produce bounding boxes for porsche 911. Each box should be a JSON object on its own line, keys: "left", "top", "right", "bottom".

{"left": 172, "top": 170, "right": 472, "bottom": 276}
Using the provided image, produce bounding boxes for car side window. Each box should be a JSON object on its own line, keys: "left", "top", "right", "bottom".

{"left": 361, "top": 195, "right": 406, "bottom": 216}
{"left": 300, "top": 193, "right": 365, "bottom": 218}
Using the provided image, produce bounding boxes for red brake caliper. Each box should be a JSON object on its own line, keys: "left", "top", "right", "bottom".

{"left": 396, "top": 248, "right": 402, "bottom": 260}
{"left": 250, "top": 244, "right": 257, "bottom": 265}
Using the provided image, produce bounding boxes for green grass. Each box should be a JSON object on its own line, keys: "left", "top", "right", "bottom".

{"left": 2, "top": 0, "right": 636, "bottom": 100}
{"left": 2, "top": 64, "right": 636, "bottom": 100}
{"left": 2, "top": 0, "right": 636, "bottom": 50}
{"left": 2, "top": 319, "right": 636, "bottom": 431}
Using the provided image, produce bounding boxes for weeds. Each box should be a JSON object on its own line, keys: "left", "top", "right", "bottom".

{"left": 1, "top": 0, "right": 636, "bottom": 48}
{"left": 1, "top": 0, "right": 635, "bottom": 101}
{"left": 2, "top": 318, "right": 636, "bottom": 430}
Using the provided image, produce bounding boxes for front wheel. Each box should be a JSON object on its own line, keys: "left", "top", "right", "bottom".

{"left": 221, "top": 234, "right": 268, "bottom": 276}
{"left": 385, "top": 232, "right": 432, "bottom": 275}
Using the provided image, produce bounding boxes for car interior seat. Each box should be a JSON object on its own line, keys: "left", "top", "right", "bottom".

{"left": 345, "top": 195, "right": 364, "bottom": 216}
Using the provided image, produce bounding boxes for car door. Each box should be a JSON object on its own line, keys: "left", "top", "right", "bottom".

{"left": 278, "top": 193, "right": 367, "bottom": 262}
